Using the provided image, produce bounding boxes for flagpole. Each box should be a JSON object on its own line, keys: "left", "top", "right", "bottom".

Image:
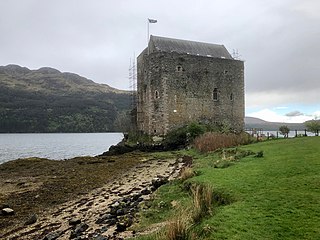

{"left": 147, "top": 18, "right": 157, "bottom": 54}
{"left": 147, "top": 19, "right": 149, "bottom": 44}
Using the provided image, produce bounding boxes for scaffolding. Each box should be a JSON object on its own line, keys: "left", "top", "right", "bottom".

{"left": 129, "top": 56, "right": 137, "bottom": 110}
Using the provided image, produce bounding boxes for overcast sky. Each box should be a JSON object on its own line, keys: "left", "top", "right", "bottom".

{"left": 0, "top": 0, "right": 319, "bottom": 122}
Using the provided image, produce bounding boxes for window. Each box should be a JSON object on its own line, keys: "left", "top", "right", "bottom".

{"left": 213, "top": 88, "right": 218, "bottom": 101}
{"left": 176, "top": 65, "right": 183, "bottom": 72}
{"left": 155, "top": 90, "right": 160, "bottom": 99}
{"left": 230, "top": 93, "right": 234, "bottom": 101}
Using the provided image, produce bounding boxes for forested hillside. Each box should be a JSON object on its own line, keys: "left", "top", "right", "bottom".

{"left": 0, "top": 65, "right": 131, "bottom": 133}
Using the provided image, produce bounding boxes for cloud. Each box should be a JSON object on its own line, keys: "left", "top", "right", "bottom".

{"left": 246, "top": 90, "right": 320, "bottom": 109}
{"left": 285, "top": 111, "right": 304, "bottom": 117}
{"left": 247, "top": 109, "right": 314, "bottom": 123}
{"left": 0, "top": 0, "right": 319, "bottom": 112}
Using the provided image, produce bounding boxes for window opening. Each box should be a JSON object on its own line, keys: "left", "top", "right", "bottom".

{"left": 155, "top": 90, "right": 160, "bottom": 99}
{"left": 176, "top": 65, "right": 183, "bottom": 72}
{"left": 213, "top": 88, "right": 218, "bottom": 101}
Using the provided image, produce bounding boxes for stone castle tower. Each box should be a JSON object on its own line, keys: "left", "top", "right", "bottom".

{"left": 137, "top": 35, "right": 244, "bottom": 135}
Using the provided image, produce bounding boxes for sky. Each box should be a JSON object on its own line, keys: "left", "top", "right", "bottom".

{"left": 0, "top": 0, "right": 319, "bottom": 123}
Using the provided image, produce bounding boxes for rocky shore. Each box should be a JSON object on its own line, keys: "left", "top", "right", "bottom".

{"left": 0, "top": 151, "right": 191, "bottom": 239}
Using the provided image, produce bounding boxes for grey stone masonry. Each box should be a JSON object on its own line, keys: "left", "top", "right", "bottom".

{"left": 137, "top": 35, "right": 244, "bottom": 135}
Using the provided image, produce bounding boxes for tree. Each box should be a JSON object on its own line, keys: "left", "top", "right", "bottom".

{"left": 305, "top": 120, "right": 320, "bottom": 136}
{"left": 279, "top": 125, "right": 290, "bottom": 138}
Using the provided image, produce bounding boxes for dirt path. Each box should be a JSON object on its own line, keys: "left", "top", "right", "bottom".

{"left": 1, "top": 155, "right": 188, "bottom": 239}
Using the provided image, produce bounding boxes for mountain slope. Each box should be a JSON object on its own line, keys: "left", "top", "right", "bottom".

{"left": 244, "top": 117, "right": 305, "bottom": 130}
{"left": 0, "top": 65, "right": 131, "bottom": 133}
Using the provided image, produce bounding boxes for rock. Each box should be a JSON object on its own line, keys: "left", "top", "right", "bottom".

{"left": 111, "top": 201, "right": 120, "bottom": 208}
{"left": 1, "top": 208, "right": 14, "bottom": 216}
{"left": 25, "top": 213, "right": 37, "bottom": 225}
{"left": 43, "top": 231, "right": 63, "bottom": 240}
{"left": 151, "top": 177, "right": 169, "bottom": 189}
{"left": 100, "top": 226, "right": 108, "bottom": 232}
{"left": 69, "top": 218, "right": 81, "bottom": 226}
{"left": 132, "top": 193, "right": 142, "bottom": 201}
{"left": 104, "top": 218, "right": 117, "bottom": 226}
{"left": 70, "top": 222, "right": 89, "bottom": 239}
{"left": 94, "top": 235, "right": 108, "bottom": 240}
{"left": 141, "top": 188, "right": 151, "bottom": 195}
{"left": 95, "top": 214, "right": 113, "bottom": 224}
{"left": 116, "top": 222, "right": 127, "bottom": 232}
{"left": 116, "top": 208, "right": 125, "bottom": 216}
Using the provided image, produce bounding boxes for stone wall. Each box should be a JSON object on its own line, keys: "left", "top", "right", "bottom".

{"left": 137, "top": 49, "right": 244, "bottom": 135}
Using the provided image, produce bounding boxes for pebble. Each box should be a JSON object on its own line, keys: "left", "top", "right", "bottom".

{"left": 1, "top": 208, "right": 15, "bottom": 216}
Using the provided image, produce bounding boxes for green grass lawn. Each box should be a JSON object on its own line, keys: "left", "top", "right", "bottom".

{"left": 192, "top": 137, "right": 320, "bottom": 239}
{"left": 133, "top": 137, "right": 320, "bottom": 239}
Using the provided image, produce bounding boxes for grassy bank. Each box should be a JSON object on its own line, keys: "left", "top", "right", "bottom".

{"left": 133, "top": 137, "right": 320, "bottom": 239}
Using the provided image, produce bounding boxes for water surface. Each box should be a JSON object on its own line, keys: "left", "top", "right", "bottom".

{"left": 0, "top": 133, "right": 123, "bottom": 164}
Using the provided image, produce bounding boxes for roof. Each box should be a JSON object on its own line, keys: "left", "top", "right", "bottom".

{"left": 149, "top": 35, "right": 233, "bottom": 59}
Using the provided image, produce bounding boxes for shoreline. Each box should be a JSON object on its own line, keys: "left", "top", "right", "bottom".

{"left": 0, "top": 132, "right": 124, "bottom": 165}
{"left": 0, "top": 150, "right": 189, "bottom": 239}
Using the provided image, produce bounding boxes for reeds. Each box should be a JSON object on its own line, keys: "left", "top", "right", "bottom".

{"left": 180, "top": 167, "right": 195, "bottom": 181}
{"left": 191, "top": 183, "right": 213, "bottom": 223}
{"left": 165, "top": 216, "right": 190, "bottom": 240}
{"left": 194, "top": 132, "right": 253, "bottom": 153}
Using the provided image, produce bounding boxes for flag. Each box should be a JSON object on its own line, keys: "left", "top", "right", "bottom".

{"left": 148, "top": 18, "right": 157, "bottom": 23}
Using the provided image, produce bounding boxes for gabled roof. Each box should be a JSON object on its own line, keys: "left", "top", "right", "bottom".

{"left": 149, "top": 35, "right": 233, "bottom": 59}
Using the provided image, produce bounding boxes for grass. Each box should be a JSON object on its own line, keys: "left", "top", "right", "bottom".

{"left": 132, "top": 137, "right": 320, "bottom": 239}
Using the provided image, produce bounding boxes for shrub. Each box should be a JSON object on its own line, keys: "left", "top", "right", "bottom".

{"left": 187, "top": 122, "right": 206, "bottom": 139}
{"left": 255, "top": 150, "right": 264, "bottom": 158}
{"left": 164, "top": 122, "right": 206, "bottom": 149}
{"left": 194, "top": 132, "right": 254, "bottom": 153}
{"left": 279, "top": 125, "right": 290, "bottom": 138}
{"left": 164, "top": 126, "right": 189, "bottom": 149}
{"left": 127, "top": 131, "right": 152, "bottom": 145}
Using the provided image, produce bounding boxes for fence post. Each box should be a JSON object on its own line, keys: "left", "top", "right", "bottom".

{"left": 304, "top": 129, "right": 307, "bottom": 137}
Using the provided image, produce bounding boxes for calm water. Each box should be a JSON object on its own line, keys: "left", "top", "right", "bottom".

{"left": 0, "top": 133, "right": 123, "bottom": 164}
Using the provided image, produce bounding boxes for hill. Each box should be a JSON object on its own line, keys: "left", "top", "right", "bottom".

{"left": 0, "top": 64, "right": 131, "bottom": 133}
{"left": 245, "top": 116, "right": 305, "bottom": 130}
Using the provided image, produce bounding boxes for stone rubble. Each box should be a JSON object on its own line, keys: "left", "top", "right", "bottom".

{"left": 2, "top": 156, "right": 191, "bottom": 240}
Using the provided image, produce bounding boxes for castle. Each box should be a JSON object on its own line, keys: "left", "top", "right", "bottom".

{"left": 137, "top": 35, "right": 244, "bottom": 135}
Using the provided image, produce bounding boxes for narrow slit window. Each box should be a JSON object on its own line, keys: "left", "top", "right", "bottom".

{"left": 230, "top": 93, "right": 234, "bottom": 101}
{"left": 213, "top": 88, "right": 218, "bottom": 101}
{"left": 155, "top": 90, "right": 160, "bottom": 99}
